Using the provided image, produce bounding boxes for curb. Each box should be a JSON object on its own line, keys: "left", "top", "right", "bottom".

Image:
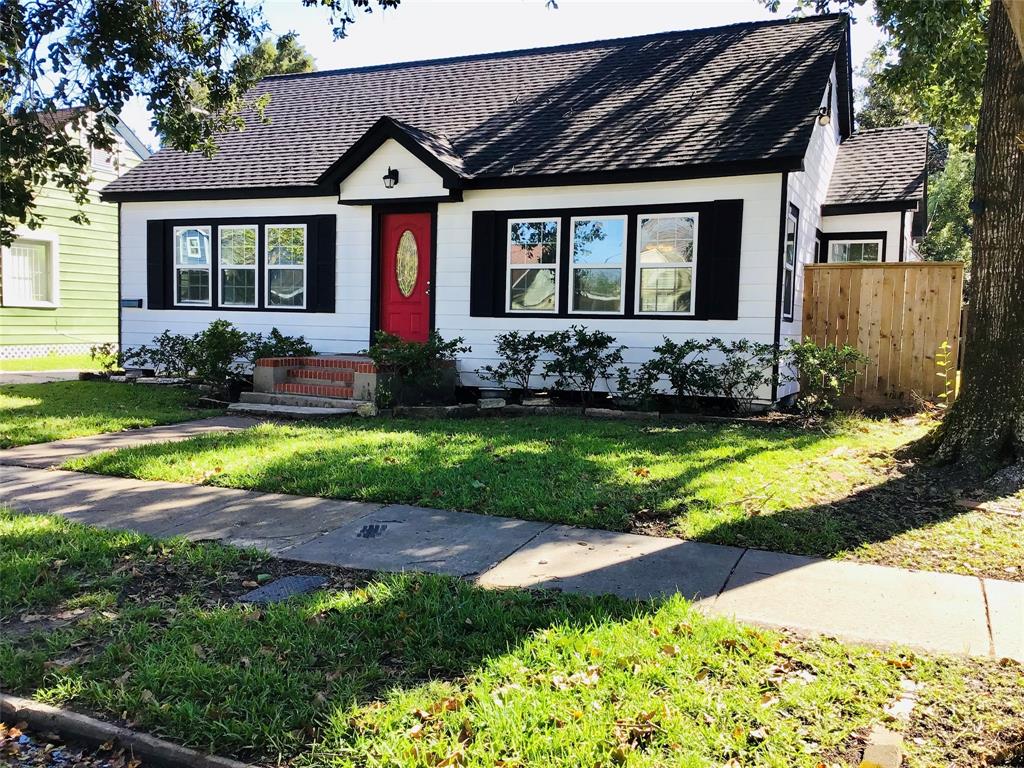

{"left": 0, "top": 694, "right": 255, "bottom": 768}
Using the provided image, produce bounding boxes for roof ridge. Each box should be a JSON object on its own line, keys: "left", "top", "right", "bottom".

{"left": 262, "top": 12, "right": 847, "bottom": 83}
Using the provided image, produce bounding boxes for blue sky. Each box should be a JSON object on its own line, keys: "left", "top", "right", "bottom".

{"left": 120, "top": 0, "right": 884, "bottom": 150}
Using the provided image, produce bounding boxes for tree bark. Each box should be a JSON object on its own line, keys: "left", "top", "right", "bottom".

{"left": 935, "top": 0, "right": 1024, "bottom": 466}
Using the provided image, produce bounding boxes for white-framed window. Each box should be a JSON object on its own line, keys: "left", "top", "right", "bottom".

{"left": 782, "top": 204, "right": 798, "bottom": 321}
{"left": 635, "top": 212, "right": 698, "bottom": 315}
{"left": 266, "top": 224, "right": 307, "bottom": 308}
{"left": 506, "top": 218, "right": 559, "bottom": 313}
{"left": 828, "top": 239, "right": 883, "bottom": 263}
{"left": 173, "top": 225, "right": 212, "bottom": 306}
{"left": 1, "top": 232, "right": 60, "bottom": 308}
{"left": 569, "top": 215, "right": 626, "bottom": 314}
{"left": 219, "top": 225, "right": 258, "bottom": 307}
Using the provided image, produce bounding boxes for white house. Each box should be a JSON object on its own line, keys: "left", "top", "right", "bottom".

{"left": 103, "top": 13, "right": 930, "bottom": 403}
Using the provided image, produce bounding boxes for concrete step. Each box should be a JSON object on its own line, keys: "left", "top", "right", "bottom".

{"left": 227, "top": 402, "right": 357, "bottom": 419}
{"left": 286, "top": 367, "right": 355, "bottom": 383}
{"left": 275, "top": 382, "right": 354, "bottom": 399}
{"left": 239, "top": 391, "right": 368, "bottom": 409}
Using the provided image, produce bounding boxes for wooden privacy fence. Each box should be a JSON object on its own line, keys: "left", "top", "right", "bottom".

{"left": 802, "top": 262, "right": 965, "bottom": 405}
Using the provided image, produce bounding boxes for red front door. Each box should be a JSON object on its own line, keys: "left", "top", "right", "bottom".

{"left": 379, "top": 212, "right": 432, "bottom": 342}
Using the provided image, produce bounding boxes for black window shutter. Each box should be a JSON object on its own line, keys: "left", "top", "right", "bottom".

{"left": 470, "top": 211, "right": 498, "bottom": 317}
{"left": 702, "top": 199, "right": 744, "bottom": 320}
{"left": 146, "top": 220, "right": 167, "bottom": 309}
{"left": 311, "top": 215, "right": 336, "bottom": 313}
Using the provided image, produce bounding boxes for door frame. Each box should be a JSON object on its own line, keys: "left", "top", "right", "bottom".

{"left": 369, "top": 202, "right": 438, "bottom": 345}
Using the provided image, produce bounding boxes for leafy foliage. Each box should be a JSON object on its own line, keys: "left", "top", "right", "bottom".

{"left": 919, "top": 145, "right": 974, "bottom": 266}
{"left": 250, "top": 327, "right": 315, "bottom": 361}
{"left": 786, "top": 338, "right": 868, "bottom": 418}
{"left": 708, "top": 339, "right": 780, "bottom": 412}
{"left": 476, "top": 330, "right": 546, "bottom": 394}
{"left": 89, "top": 342, "right": 120, "bottom": 374}
{"left": 615, "top": 338, "right": 714, "bottom": 408}
{"left": 542, "top": 326, "right": 625, "bottom": 404}
{"left": 367, "top": 331, "right": 470, "bottom": 407}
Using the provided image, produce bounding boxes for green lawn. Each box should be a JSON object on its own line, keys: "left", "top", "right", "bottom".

{"left": 0, "top": 353, "right": 101, "bottom": 372}
{"left": 2, "top": 511, "right": 1020, "bottom": 768}
{"left": 0, "top": 381, "right": 221, "bottom": 448}
{"left": 65, "top": 414, "right": 1024, "bottom": 577}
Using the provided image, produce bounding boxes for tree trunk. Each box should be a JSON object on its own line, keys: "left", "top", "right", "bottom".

{"left": 935, "top": 0, "right": 1024, "bottom": 466}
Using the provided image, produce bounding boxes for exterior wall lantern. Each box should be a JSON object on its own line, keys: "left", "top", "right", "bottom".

{"left": 382, "top": 166, "right": 400, "bottom": 189}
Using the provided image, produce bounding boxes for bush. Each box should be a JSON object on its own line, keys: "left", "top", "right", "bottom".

{"left": 542, "top": 326, "right": 625, "bottom": 405}
{"left": 89, "top": 342, "right": 120, "bottom": 374}
{"left": 367, "top": 331, "right": 470, "bottom": 406}
{"left": 707, "top": 338, "right": 780, "bottom": 412}
{"left": 122, "top": 321, "right": 314, "bottom": 397}
{"left": 476, "top": 330, "right": 546, "bottom": 394}
{"left": 615, "top": 338, "right": 714, "bottom": 409}
{"left": 786, "top": 338, "right": 867, "bottom": 418}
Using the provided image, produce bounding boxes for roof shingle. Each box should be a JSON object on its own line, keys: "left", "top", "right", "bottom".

{"left": 825, "top": 125, "right": 930, "bottom": 207}
{"left": 105, "top": 14, "right": 849, "bottom": 199}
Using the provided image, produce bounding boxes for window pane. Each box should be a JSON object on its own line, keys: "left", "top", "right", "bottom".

{"left": 785, "top": 215, "right": 798, "bottom": 267}
{"left": 638, "top": 215, "right": 695, "bottom": 264}
{"left": 639, "top": 267, "right": 692, "bottom": 313}
{"left": 509, "top": 268, "right": 555, "bottom": 311}
{"left": 174, "top": 227, "right": 211, "bottom": 266}
{"left": 220, "top": 226, "right": 257, "bottom": 266}
{"left": 861, "top": 242, "right": 880, "bottom": 261}
{"left": 572, "top": 218, "right": 625, "bottom": 265}
{"left": 176, "top": 269, "right": 209, "bottom": 304}
{"left": 7, "top": 241, "right": 51, "bottom": 303}
{"left": 509, "top": 220, "right": 558, "bottom": 265}
{"left": 221, "top": 268, "right": 256, "bottom": 306}
{"left": 573, "top": 268, "right": 622, "bottom": 312}
{"left": 829, "top": 243, "right": 850, "bottom": 263}
{"left": 267, "top": 226, "right": 305, "bottom": 265}
{"left": 268, "top": 268, "right": 304, "bottom": 307}
{"left": 782, "top": 269, "right": 794, "bottom": 317}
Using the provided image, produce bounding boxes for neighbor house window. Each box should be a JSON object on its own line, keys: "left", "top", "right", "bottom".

{"left": 828, "top": 240, "right": 882, "bottom": 263}
{"left": 173, "top": 226, "right": 211, "bottom": 306}
{"left": 1, "top": 235, "right": 59, "bottom": 307}
{"left": 266, "top": 224, "right": 306, "bottom": 308}
{"left": 636, "top": 212, "right": 697, "bottom": 315}
{"left": 507, "top": 218, "right": 559, "bottom": 313}
{"left": 219, "top": 225, "right": 258, "bottom": 307}
{"left": 782, "top": 204, "right": 798, "bottom": 321}
{"left": 570, "top": 215, "right": 626, "bottom": 314}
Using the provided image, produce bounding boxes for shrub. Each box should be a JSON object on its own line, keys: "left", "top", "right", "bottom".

{"left": 615, "top": 338, "right": 714, "bottom": 409}
{"left": 122, "top": 330, "right": 193, "bottom": 378}
{"left": 707, "top": 338, "right": 780, "bottom": 412}
{"left": 89, "top": 342, "right": 120, "bottom": 374}
{"left": 367, "top": 331, "right": 470, "bottom": 406}
{"left": 786, "top": 338, "right": 867, "bottom": 418}
{"left": 249, "top": 328, "right": 315, "bottom": 362}
{"left": 188, "top": 319, "right": 254, "bottom": 395}
{"left": 542, "top": 325, "right": 625, "bottom": 405}
{"left": 476, "top": 330, "right": 546, "bottom": 394}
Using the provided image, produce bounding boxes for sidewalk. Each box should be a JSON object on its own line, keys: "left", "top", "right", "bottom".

{"left": 1, "top": 422, "right": 1021, "bottom": 661}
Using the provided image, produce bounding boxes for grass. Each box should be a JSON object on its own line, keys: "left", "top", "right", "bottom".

{"left": 0, "top": 353, "right": 101, "bottom": 372}
{"left": 2, "top": 510, "right": 1021, "bottom": 768}
{"left": 0, "top": 381, "right": 221, "bottom": 448}
{"left": 65, "top": 414, "right": 1024, "bottom": 577}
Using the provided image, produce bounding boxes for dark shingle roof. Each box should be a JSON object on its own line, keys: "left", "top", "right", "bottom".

{"left": 825, "top": 125, "right": 930, "bottom": 207}
{"left": 104, "top": 14, "right": 849, "bottom": 199}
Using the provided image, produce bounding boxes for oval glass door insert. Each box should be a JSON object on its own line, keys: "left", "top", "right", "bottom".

{"left": 395, "top": 230, "right": 419, "bottom": 298}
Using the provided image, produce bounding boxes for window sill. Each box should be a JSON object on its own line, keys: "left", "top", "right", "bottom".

{"left": 2, "top": 301, "right": 59, "bottom": 309}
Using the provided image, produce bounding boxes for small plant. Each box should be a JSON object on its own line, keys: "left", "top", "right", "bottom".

{"left": 615, "top": 360, "right": 662, "bottom": 408}
{"left": 615, "top": 337, "right": 714, "bottom": 410}
{"left": 89, "top": 342, "right": 120, "bottom": 373}
{"left": 187, "top": 319, "right": 254, "bottom": 395}
{"left": 936, "top": 340, "right": 957, "bottom": 409}
{"left": 786, "top": 338, "right": 867, "bottom": 418}
{"left": 542, "top": 325, "right": 625, "bottom": 405}
{"left": 249, "top": 328, "right": 315, "bottom": 362}
{"left": 708, "top": 339, "right": 780, "bottom": 412}
{"left": 122, "top": 330, "right": 193, "bottom": 377}
{"left": 476, "top": 330, "right": 546, "bottom": 394}
{"left": 366, "top": 331, "right": 470, "bottom": 406}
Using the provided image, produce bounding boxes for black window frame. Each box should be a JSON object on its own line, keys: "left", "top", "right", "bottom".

{"left": 782, "top": 203, "right": 799, "bottom": 322}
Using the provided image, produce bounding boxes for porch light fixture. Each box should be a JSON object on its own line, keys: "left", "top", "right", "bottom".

{"left": 382, "top": 166, "right": 400, "bottom": 189}
{"left": 817, "top": 80, "right": 833, "bottom": 126}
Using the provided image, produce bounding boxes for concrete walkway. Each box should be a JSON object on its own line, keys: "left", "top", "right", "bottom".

{"left": 0, "top": 370, "right": 82, "bottom": 384}
{"left": 1, "top": 423, "right": 1020, "bottom": 661}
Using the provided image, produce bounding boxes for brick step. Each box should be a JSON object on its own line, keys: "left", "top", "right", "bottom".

{"left": 257, "top": 355, "right": 377, "bottom": 374}
{"left": 239, "top": 391, "right": 368, "bottom": 409}
{"left": 286, "top": 367, "right": 355, "bottom": 383}
{"left": 275, "top": 382, "right": 355, "bottom": 399}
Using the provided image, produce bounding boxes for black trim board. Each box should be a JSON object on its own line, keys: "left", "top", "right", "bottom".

{"left": 340, "top": 192, "right": 462, "bottom": 206}
{"left": 898, "top": 211, "right": 906, "bottom": 262}
{"left": 819, "top": 230, "right": 888, "bottom": 263}
{"left": 821, "top": 200, "right": 919, "bottom": 216}
{"left": 369, "top": 202, "right": 439, "bottom": 346}
{"left": 770, "top": 172, "right": 789, "bottom": 402}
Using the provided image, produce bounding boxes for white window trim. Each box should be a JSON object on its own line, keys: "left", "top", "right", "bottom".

{"left": 172, "top": 225, "right": 212, "bottom": 307}
{"left": 827, "top": 238, "right": 884, "bottom": 263}
{"left": 782, "top": 207, "right": 798, "bottom": 321}
{"left": 218, "top": 224, "right": 259, "bottom": 308}
{"left": 0, "top": 230, "right": 60, "bottom": 308}
{"left": 505, "top": 217, "right": 560, "bottom": 314}
{"left": 568, "top": 214, "right": 627, "bottom": 315}
{"left": 634, "top": 211, "right": 699, "bottom": 317}
{"left": 265, "top": 223, "right": 308, "bottom": 310}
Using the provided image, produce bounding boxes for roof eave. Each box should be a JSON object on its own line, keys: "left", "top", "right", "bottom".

{"left": 821, "top": 199, "right": 921, "bottom": 216}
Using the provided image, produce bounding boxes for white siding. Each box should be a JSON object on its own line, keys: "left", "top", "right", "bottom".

{"left": 779, "top": 66, "right": 842, "bottom": 396}
{"left": 338, "top": 140, "right": 448, "bottom": 201}
{"left": 821, "top": 210, "right": 906, "bottom": 261}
